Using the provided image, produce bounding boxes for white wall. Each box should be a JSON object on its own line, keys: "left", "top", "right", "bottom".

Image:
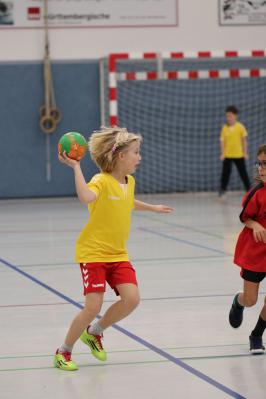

{"left": 1, "top": 0, "right": 266, "bottom": 61}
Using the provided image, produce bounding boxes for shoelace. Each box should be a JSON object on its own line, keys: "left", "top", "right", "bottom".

{"left": 94, "top": 335, "right": 103, "bottom": 350}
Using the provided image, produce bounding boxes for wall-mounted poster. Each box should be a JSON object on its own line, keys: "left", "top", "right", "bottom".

{"left": 219, "top": 0, "right": 266, "bottom": 25}
{"left": 0, "top": 0, "right": 178, "bottom": 29}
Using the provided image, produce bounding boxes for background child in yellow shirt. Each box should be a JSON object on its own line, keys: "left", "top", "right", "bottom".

{"left": 219, "top": 105, "right": 251, "bottom": 198}
{"left": 54, "top": 126, "right": 173, "bottom": 371}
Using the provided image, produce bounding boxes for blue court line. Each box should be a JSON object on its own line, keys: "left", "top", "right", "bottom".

{"left": 139, "top": 227, "right": 233, "bottom": 256}
{"left": 134, "top": 213, "right": 226, "bottom": 239}
{"left": 0, "top": 255, "right": 229, "bottom": 274}
{"left": 0, "top": 257, "right": 246, "bottom": 399}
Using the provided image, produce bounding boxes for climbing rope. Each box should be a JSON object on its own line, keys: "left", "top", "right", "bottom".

{"left": 39, "top": 0, "right": 61, "bottom": 134}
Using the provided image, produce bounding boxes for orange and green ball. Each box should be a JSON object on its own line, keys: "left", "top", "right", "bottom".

{"left": 58, "top": 132, "right": 88, "bottom": 161}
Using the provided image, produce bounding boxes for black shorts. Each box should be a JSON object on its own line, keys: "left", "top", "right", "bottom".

{"left": 241, "top": 268, "right": 266, "bottom": 283}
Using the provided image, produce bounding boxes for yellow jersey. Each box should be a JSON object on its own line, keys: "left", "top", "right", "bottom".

{"left": 75, "top": 173, "right": 135, "bottom": 263}
{"left": 220, "top": 121, "right": 247, "bottom": 158}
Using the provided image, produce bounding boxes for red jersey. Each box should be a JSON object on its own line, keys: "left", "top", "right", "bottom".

{"left": 234, "top": 182, "right": 266, "bottom": 272}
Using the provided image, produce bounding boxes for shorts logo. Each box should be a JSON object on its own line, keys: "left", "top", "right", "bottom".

{"left": 92, "top": 283, "right": 104, "bottom": 288}
{"left": 82, "top": 267, "right": 89, "bottom": 288}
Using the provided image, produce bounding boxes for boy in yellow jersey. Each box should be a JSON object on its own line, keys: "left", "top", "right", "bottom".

{"left": 219, "top": 105, "right": 251, "bottom": 198}
{"left": 54, "top": 126, "right": 173, "bottom": 371}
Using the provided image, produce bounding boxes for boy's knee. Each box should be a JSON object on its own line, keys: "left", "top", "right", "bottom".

{"left": 132, "top": 294, "right": 140, "bottom": 309}
{"left": 122, "top": 293, "right": 140, "bottom": 310}
{"left": 84, "top": 302, "right": 102, "bottom": 316}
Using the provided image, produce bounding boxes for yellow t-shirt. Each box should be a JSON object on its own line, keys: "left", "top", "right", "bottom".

{"left": 220, "top": 121, "right": 247, "bottom": 158}
{"left": 75, "top": 173, "right": 135, "bottom": 263}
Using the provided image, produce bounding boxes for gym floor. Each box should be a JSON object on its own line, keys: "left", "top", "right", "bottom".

{"left": 0, "top": 192, "right": 265, "bottom": 399}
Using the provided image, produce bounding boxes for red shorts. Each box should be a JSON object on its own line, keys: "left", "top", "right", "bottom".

{"left": 79, "top": 261, "right": 138, "bottom": 296}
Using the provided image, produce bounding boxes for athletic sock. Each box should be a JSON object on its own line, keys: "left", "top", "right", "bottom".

{"left": 88, "top": 322, "right": 104, "bottom": 336}
{"left": 251, "top": 317, "right": 266, "bottom": 337}
{"left": 59, "top": 343, "right": 73, "bottom": 353}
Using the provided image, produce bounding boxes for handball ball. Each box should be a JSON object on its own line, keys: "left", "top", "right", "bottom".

{"left": 58, "top": 132, "right": 88, "bottom": 161}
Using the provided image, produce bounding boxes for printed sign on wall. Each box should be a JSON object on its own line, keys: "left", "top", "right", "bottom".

{"left": 219, "top": 0, "right": 266, "bottom": 25}
{"left": 0, "top": 0, "right": 178, "bottom": 28}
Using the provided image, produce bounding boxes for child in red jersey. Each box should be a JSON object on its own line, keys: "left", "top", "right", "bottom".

{"left": 229, "top": 144, "right": 266, "bottom": 354}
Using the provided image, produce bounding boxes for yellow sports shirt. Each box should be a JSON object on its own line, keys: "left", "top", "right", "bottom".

{"left": 75, "top": 173, "right": 135, "bottom": 263}
{"left": 220, "top": 121, "right": 247, "bottom": 158}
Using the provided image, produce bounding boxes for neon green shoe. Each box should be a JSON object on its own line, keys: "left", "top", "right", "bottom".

{"left": 54, "top": 349, "right": 78, "bottom": 371}
{"left": 80, "top": 327, "right": 107, "bottom": 361}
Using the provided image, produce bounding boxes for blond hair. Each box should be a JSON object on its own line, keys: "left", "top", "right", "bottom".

{"left": 89, "top": 126, "right": 142, "bottom": 172}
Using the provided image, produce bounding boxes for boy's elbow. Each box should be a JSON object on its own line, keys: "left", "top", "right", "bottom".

{"left": 77, "top": 195, "right": 88, "bottom": 205}
{"left": 78, "top": 193, "right": 96, "bottom": 205}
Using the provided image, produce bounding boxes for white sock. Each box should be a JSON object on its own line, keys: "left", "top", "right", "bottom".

{"left": 59, "top": 343, "right": 73, "bottom": 353}
{"left": 88, "top": 322, "right": 104, "bottom": 336}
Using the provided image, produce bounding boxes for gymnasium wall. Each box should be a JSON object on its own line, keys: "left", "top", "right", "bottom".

{"left": 0, "top": 0, "right": 265, "bottom": 197}
{"left": 1, "top": 0, "right": 266, "bottom": 61}
{"left": 0, "top": 61, "right": 99, "bottom": 198}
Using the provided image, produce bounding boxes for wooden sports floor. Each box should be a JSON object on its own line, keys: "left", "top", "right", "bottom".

{"left": 0, "top": 192, "right": 265, "bottom": 399}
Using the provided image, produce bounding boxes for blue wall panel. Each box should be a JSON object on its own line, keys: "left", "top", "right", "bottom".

{"left": 0, "top": 60, "right": 100, "bottom": 198}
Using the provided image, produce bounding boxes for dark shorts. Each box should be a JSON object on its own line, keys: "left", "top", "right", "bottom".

{"left": 241, "top": 268, "right": 266, "bottom": 283}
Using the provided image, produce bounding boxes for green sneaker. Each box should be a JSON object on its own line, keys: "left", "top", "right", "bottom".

{"left": 80, "top": 327, "right": 107, "bottom": 361}
{"left": 54, "top": 349, "right": 78, "bottom": 371}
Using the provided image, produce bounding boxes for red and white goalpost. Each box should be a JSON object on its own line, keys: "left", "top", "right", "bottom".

{"left": 100, "top": 49, "right": 266, "bottom": 192}
{"left": 107, "top": 50, "right": 266, "bottom": 126}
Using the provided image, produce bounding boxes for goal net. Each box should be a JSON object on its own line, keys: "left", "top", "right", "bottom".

{"left": 100, "top": 52, "right": 266, "bottom": 193}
